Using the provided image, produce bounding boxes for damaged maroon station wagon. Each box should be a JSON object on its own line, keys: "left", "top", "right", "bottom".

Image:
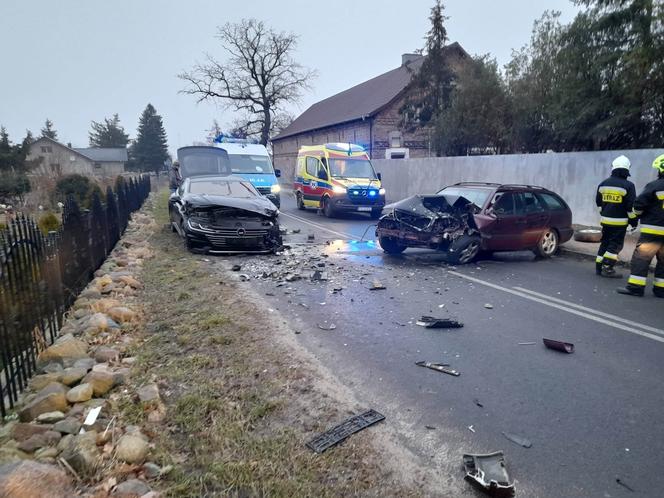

{"left": 376, "top": 182, "right": 573, "bottom": 264}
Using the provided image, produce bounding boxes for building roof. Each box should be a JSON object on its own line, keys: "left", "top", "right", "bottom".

{"left": 273, "top": 43, "right": 467, "bottom": 141}
{"left": 73, "top": 147, "right": 128, "bottom": 162}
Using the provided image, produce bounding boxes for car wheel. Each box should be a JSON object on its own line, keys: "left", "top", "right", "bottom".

{"left": 379, "top": 236, "right": 406, "bottom": 254}
{"left": 296, "top": 192, "right": 305, "bottom": 210}
{"left": 370, "top": 208, "right": 382, "bottom": 220}
{"left": 447, "top": 235, "right": 481, "bottom": 265}
{"left": 322, "top": 197, "right": 335, "bottom": 218}
{"left": 535, "top": 228, "right": 559, "bottom": 258}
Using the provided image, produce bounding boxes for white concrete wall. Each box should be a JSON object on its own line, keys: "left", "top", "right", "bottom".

{"left": 374, "top": 149, "right": 664, "bottom": 227}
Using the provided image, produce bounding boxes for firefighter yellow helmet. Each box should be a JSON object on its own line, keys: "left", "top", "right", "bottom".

{"left": 653, "top": 154, "right": 664, "bottom": 173}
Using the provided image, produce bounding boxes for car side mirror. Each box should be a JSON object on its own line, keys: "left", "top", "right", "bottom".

{"left": 377, "top": 172, "right": 382, "bottom": 181}
{"left": 274, "top": 169, "right": 281, "bottom": 178}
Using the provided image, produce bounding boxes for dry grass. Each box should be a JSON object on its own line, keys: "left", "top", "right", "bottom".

{"left": 118, "top": 191, "right": 421, "bottom": 498}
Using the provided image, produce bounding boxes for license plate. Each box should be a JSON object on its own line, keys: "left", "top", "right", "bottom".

{"left": 357, "top": 207, "right": 372, "bottom": 212}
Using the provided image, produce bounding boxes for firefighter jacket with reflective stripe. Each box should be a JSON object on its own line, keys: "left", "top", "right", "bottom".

{"left": 633, "top": 177, "right": 664, "bottom": 236}
{"left": 596, "top": 176, "right": 636, "bottom": 226}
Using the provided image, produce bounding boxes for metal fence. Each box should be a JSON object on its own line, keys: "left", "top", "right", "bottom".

{"left": 0, "top": 175, "right": 150, "bottom": 418}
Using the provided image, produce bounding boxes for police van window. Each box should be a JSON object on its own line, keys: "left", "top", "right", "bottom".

{"left": 306, "top": 157, "right": 318, "bottom": 177}
{"left": 492, "top": 192, "right": 515, "bottom": 215}
{"left": 522, "top": 192, "right": 545, "bottom": 213}
{"left": 537, "top": 193, "right": 565, "bottom": 210}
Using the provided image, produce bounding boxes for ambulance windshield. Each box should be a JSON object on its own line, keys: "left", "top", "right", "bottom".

{"left": 328, "top": 158, "right": 377, "bottom": 179}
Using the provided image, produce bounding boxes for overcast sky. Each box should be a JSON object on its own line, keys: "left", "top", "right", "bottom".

{"left": 0, "top": 0, "right": 579, "bottom": 153}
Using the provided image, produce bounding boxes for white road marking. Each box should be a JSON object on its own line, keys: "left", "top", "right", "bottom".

{"left": 280, "top": 212, "right": 357, "bottom": 239}
{"left": 513, "top": 286, "right": 664, "bottom": 336}
{"left": 448, "top": 271, "right": 664, "bottom": 344}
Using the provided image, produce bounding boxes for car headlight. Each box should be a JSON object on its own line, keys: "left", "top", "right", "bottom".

{"left": 332, "top": 185, "right": 347, "bottom": 194}
{"left": 379, "top": 188, "right": 386, "bottom": 195}
{"left": 271, "top": 184, "right": 281, "bottom": 194}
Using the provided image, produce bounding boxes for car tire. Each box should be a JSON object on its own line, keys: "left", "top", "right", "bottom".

{"left": 379, "top": 236, "right": 406, "bottom": 254}
{"left": 322, "top": 197, "right": 335, "bottom": 218}
{"left": 535, "top": 228, "right": 559, "bottom": 258}
{"left": 370, "top": 208, "right": 382, "bottom": 220}
{"left": 447, "top": 235, "right": 481, "bottom": 265}
{"left": 574, "top": 229, "right": 602, "bottom": 243}
{"left": 296, "top": 192, "right": 305, "bottom": 210}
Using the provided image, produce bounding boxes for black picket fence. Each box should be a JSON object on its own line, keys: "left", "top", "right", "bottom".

{"left": 0, "top": 175, "right": 150, "bottom": 418}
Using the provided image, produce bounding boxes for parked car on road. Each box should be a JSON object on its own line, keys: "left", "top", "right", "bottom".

{"left": 169, "top": 175, "right": 282, "bottom": 254}
{"left": 376, "top": 182, "right": 573, "bottom": 264}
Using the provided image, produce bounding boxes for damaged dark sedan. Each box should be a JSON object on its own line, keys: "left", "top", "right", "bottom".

{"left": 169, "top": 175, "right": 282, "bottom": 254}
{"left": 376, "top": 194, "right": 481, "bottom": 264}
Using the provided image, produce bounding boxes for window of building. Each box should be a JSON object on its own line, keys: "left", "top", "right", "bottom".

{"left": 94, "top": 162, "right": 102, "bottom": 169}
{"left": 50, "top": 163, "right": 61, "bottom": 175}
{"left": 389, "top": 131, "right": 402, "bottom": 148}
{"left": 41, "top": 146, "right": 52, "bottom": 153}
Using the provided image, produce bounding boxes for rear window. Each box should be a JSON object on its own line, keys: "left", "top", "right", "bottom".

{"left": 537, "top": 193, "right": 566, "bottom": 210}
{"left": 189, "top": 180, "right": 257, "bottom": 198}
{"left": 437, "top": 187, "right": 491, "bottom": 208}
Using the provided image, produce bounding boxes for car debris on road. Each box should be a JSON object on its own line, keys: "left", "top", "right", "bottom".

{"left": 463, "top": 451, "right": 515, "bottom": 497}
{"left": 543, "top": 338, "right": 575, "bottom": 354}
{"left": 317, "top": 322, "right": 337, "bottom": 331}
{"left": 501, "top": 431, "right": 532, "bottom": 448}
{"left": 415, "top": 360, "right": 460, "bottom": 377}
{"left": 369, "top": 280, "right": 386, "bottom": 290}
{"left": 416, "top": 316, "right": 464, "bottom": 328}
{"left": 306, "top": 409, "right": 385, "bottom": 453}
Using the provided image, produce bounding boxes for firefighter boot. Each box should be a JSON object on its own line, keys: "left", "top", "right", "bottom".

{"left": 601, "top": 264, "right": 622, "bottom": 278}
{"left": 595, "top": 262, "right": 603, "bottom": 275}
{"left": 616, "top": 286, "right": 645, "bottom": 297}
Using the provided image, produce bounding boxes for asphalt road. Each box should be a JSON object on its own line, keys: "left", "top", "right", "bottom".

{"left": 219, "top": 192, "right": 664, "bottom": 497}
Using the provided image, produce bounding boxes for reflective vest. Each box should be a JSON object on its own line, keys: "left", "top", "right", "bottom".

{"left": 596, "top": 176, "right": 636, "bottom": 227}
{"left": 632, "top": 177, "right": 664, "bottom": 236}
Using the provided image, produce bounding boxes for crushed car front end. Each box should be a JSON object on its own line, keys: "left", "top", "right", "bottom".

{"left": 376, "top": 194, "right": 481, "bottom": 263}
{"left": 179, "top": 198, "right": 282, "bottom": 254}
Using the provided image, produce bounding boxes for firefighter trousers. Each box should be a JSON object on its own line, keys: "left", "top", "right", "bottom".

{"left": 626, "top": 234, "right": 664, "bottom": 297}
{"left": 596, "top": 225, "right": 627, "bottom": 274}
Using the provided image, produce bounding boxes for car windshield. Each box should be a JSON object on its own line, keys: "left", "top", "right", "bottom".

{"left": 189, "top": 180, "right": 257, "bottom": 198}
{"left": 229, "top": 154, "right": 274, "bottom": 174}
{"left": 437, "top": 187, "right": 491, "bottom": 208}
{"left": 178, "top": 147, "right": 231, "bottom": 178}
{"left": 328, "top": 158, "right": 377, "bottom": 179}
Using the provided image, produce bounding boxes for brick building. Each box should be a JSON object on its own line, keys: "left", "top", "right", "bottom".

{"left": 271, "top": 43, "right": 469, "bottom": 181}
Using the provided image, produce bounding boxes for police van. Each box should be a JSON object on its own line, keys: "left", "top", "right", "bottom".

{"left": 214, "top": 137, "right": 281, "bottom": 208}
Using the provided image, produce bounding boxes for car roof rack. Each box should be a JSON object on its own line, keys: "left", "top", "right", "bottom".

{"left": 453, "top": 182, "right": 546, "bottom": 191}
{"left": 453, "top": 182, "right": 501, "bottom": 187}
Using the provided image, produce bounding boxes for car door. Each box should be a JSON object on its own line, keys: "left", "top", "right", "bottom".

{"left": 303, "top": 156, "right": 322, "bottom": 207}
{"left": 169, "top": 182, "right": 186, "bottom": 228}
{"left": 522, "top": 191, "right": 550, "bottom": 247}
{"left": 483, "top": 192, "right": 528, "bottom": 250}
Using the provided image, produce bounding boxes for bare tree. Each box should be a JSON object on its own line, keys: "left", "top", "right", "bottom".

{"left": 179, "top": 19, "right": 315, "bottom": 145}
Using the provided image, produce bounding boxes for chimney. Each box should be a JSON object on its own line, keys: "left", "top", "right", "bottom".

{"left": 402, "top": 53, "right": 423, "bottom": 66}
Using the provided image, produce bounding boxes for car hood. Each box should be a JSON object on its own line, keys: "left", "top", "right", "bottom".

{"left": 332, "top": 178, "right": 381, "bottom": 188}
{"left": 183, "top": 194, "right": 278, "bottom": 217}
{"left": 388, "top": 194, "right": 478, "bottom": 217}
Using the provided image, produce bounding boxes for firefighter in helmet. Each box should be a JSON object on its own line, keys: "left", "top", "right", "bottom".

{"left": 595, "top": 155, "right": 636, "bottom": 277}
{"left": 617, "top": 154, "right": 664, "bottom": 298}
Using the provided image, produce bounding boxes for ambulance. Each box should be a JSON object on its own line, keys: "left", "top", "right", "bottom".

{"left": 293, "top": 143, "right": 385, "bottom": 218}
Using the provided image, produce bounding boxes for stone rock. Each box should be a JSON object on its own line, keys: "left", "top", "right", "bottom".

{"left": 96, "top": 274, "right": 113, "bottom": 290}
{"left": 113, "top": 478, "right": 151, "bottom": 497}
{"left": 146, "top": 402, "right": 166, "bottom": 423}
{"left": 115, "top": 435, "right": 149, "bottom": 464}
{"left": 80, "top": 288, "right": 102, "bottom": 300}
{"left": 41, "top": 362, "right": 64, "bottom": 374}
{"left": 17, "top": 431, "right": 58, "bottom": 453}
{"left": 113, "top": 368, "right": 130, "bottom": 385}
{"left": 60, "top": 431, "right": 99, "bottom": 475}
{"left": 19, "top": 392, "right": 68, "bottom": 422}
{"left": 43, "top": 431, "right": 61, "bottom": 446}
{"left": 119, "top": 275, "right": 142, "bottom": 289}
{"left": 34, "top": 446, "right": 59, "bottom": 460}
{"left": 35, "top": 382, "right": 68, "bottom": 399}
{"left": 66, "top": 383, "right": 93, "bottom": 403}
{"left": 0, "top": 422, "right": 16, "bottom": 445}
{"left": 28, "top": 373, "right": 62, "bottom": 391}
{"left": 88, "top": 312, "right": 112, "bottom": 332}
{"left": 142, "top": 462, "right": 161, "bottom": 479}
{"left": 0, "top": 446, "right": 30, "bottom": 465}
{"left": 73, "top": 358, "right": 96, "bottom": 371}
{"left": 122, "top": 357, "right": 136, "bottom": 366}
{"left": 10, "top": 423, "right": 52, "bottom": 442}
{"left": 73, "top": 308, "right": 90, "bottom": 320}
{"left": 93, "top": 297, "right": 122, "bottom": 313}
{"left": 53, "top": 418, "right": 82, "bottom": 435}
{"left": 82, "top": 371, "right": 115, "bottom": 396}
{"left": 38, "top": 335, "right": 88, "bottom": 363}
{"left": 0, "top": 461, "right": 75, "bottom": 497}
{"left": 35, "top": 411, "right": 65, "bottom": 424}
{"left": 60, "top": 367, "right": 88, "bottom": 386}
{"left": 108, "top": 306, "right": 137, "bottom": 323}
{"left": 95, "top": 346, "right": 120, "bottom": 363}
{"left": 137, "top": 384, "right": 160, "bottom": 404}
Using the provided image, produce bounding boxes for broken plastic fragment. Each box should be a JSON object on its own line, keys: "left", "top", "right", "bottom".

{"left": 83, "top": 406, "right": 102, "bottom": 427}
{"left": 616, "top": 478, "right": 635, "bottom": 492}
{"left": 502, "top": 431, "right": 532, "bottom": 448}
{"left": 416, "top": 316, "right": 463, "bottom": 329}
{"left": 415, "top": 360, "right": 460, "bottom": 377}
{"left": 310, "top": 270, "right": 328, "bottom": 281}
{"left": 484, "top": 303, "right": 494, "bottom": 309}
{"left": 317, "top": 323, "right": 337, "bottom": 331}
{"left": 231, "top": 264, "right": 242, "bottom": 271}
{"left": 369, "top": 280, "right": 386, "bottom": 290}
{"left": 463, "top": 451, "right": 515, "bottom": 497}
{"left": 518, "top": 342, "right": 536, "bottom": 346}
{"left": 306, "top": 409, "right": 385, "bottom": 453}
{"left": 543, "top": 338, "right": 574, "bottom": 354}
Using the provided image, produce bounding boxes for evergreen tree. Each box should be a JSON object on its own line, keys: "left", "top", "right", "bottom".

{"left": 0, "top": 127, "right": 32, "bottom": 203}
{"left": 41, "top": 119, "right": 58, "bottom": 140}
{"left": 89, "top": 114, "right": 130, "bottom": 148}
{"left": 131, "top": 104, "right": 169, "bottom": 174}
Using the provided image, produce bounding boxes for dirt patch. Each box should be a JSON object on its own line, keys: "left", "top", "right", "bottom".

{"left": 120, "top": 191, "right": 430, "bottom": 497}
